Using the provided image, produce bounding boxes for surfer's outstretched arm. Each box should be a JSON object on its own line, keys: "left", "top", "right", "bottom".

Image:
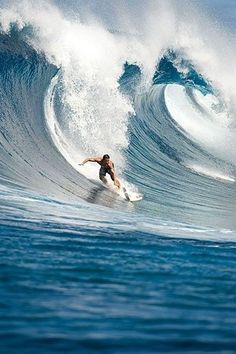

{"left": 79, "top": 157, "right": 101, "bottom": 165}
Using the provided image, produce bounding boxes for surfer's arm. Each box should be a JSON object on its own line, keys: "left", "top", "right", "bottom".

{"left": 79, "top": 157, "right": 101, "bottom": 165}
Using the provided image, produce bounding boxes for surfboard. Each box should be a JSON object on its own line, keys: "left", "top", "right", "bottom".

{"left": 104, "top": 183, "right": 143, "bottom": 202}
{"left": 121, "top": 187, "right": 143, "bottom": 202}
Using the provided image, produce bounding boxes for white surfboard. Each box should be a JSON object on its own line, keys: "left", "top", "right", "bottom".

{"left": 103, "top": 182, "right": 143, "bottom": 202}
{"left": 121, "top": 187, "right": 143, "bottom": 202}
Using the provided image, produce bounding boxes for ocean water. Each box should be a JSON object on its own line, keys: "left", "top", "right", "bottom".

{"left": 0, "top": 0, "right": 236, "bottom": 353}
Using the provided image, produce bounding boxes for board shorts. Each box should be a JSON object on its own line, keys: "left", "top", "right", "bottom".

{"left": 99, "top": 166, "right": 113, "bottom": 178}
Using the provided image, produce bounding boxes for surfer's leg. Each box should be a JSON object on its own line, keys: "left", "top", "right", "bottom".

{"left": 100, "top": 176, "right": 108, "bottom": 184}
{"left": 110, "top": 171, "right": 121, "bottom": 189}
{"left": 99, "top": 167, "right": 108, "bottom": 184}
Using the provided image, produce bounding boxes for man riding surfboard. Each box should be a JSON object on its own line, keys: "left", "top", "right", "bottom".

{"left": 79, "top": 154, "right": 121, "bottom": 189}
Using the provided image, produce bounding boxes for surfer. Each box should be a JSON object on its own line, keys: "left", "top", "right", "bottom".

{"left": 79, "top": 154, "right": 121, "bottom": 189}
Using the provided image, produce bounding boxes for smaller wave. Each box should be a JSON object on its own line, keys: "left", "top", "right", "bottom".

{"left": 164, "top": 84, "right": 236, "bottom": 166}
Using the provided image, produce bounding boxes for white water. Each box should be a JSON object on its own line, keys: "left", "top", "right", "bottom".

{"left": 165, "top": 84, "right": 236, "bottom": 166}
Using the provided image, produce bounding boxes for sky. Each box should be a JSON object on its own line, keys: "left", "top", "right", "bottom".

{"left": 53, "top": 0, "right": 236, "bottom": 31}
{"left": 0, "top": 0, "right": 235, "bottom": 32}
{"left": 193, "top": 0, "right": 236, "bottom": 29}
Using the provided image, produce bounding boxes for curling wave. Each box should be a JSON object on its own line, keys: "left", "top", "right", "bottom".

{"left": 0, "top": 1, "right": 236, "bottom": 230}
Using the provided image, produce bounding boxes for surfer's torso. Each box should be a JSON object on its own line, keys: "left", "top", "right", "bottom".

{"left": 98, "top": 159, "right": 114, "bottom": 176}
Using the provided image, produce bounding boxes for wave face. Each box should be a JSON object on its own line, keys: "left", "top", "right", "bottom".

{"left": 0, "top": 1, "right": 236, "bottom": 230}
{"left": 0, "top": 27, "right": 129, "bottom": 209}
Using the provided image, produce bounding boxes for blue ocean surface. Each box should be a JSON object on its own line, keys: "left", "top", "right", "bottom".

{"left": 1, "top": 188, "right": 236, "bottom": 353}
{"left": 0, "top": 0, "right": 236, "bottom": 353}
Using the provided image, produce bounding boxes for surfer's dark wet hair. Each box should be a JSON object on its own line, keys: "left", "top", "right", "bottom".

{"left": 103, "top": 154, "right": 110, "bottom": 159}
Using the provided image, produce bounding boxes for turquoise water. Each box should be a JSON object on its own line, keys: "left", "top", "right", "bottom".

{"left": 0, "top": 188, "right": 236, "bottom": 353}
{"left": 1, "top": 211, "right": 236, "bottom": 353}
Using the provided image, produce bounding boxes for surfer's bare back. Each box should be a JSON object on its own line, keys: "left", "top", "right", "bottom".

{"left": 79, "top": 154, "right": 121, "bottom": 189}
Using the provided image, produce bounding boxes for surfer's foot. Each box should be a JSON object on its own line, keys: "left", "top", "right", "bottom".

{"left": 114, "top": 179, "right": 121, "bottom": 189}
